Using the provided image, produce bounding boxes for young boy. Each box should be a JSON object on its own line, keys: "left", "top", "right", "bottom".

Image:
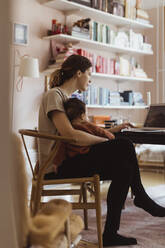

{"left": 53, "top": 97, "right": 114, "bottom": 173}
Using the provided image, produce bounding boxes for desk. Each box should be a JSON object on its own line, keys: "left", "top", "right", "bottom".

{"left": 116, "top": 131, "right": 165, "bottom": 176}
{"left": 116, "top": 131, "right": 165, "bottom": 145}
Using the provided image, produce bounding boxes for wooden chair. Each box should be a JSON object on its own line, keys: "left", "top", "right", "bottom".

{"left": 19, "top": 129, "right": 103, "bottom": 248}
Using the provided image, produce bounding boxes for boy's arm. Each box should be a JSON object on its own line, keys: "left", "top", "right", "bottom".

{"left": 88, "top": 122, "right": 115, "bottom": 139}
{"left": 73, "top": 122, "right": 115, "bottom": 139}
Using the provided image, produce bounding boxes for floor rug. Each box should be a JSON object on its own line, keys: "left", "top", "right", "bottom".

{"left": 74, "top": 184, "right": 165, "bottom": 248}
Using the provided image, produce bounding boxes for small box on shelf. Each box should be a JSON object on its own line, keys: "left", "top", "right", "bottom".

{"left": 120, "top": 90, "right": 133, "bottom": 106}
{"left": 132, "top": 92, "right": 145, "bottom": 106}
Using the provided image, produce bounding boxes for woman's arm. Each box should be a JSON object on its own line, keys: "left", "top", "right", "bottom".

{"left": 51, "top": 111, "right": 108, "bottom": 146}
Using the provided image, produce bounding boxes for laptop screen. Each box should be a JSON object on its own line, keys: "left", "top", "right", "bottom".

{"left": 144, "top": 104, "right": 165, "bottom": 128}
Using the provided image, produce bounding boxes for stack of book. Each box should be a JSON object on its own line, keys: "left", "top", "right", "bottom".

{"left": 82, "top": 85, "right": 145, "bottom": 106}
{"left": 72, "top": 85, "right": 145, "bottom": 106}
{"left": 72, "top": 26, "right": 90, "bottom": 39}
{"left": 48, "top": 44, "right": 77, "bottom": 69}
{"left": 71, "top": 18, "right": 91, "bottom": 40}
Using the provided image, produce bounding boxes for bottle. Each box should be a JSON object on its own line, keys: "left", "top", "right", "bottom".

{"left": 52, "top": 19, "right": 57, "bottom": 34}
{"left": 147, "top": 91, "right": 151, "bottom": 106}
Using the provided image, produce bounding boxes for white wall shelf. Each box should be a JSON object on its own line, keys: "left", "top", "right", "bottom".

{"left": 43, "top": 0, "right": 153, "bottom": 30}
{"left": 92, "top": 73, "right": 153, "bottom": 82}
{"left": 41, "top": 69, "right": 153, "bottom": 83}
{"left": 43, "top": 34, "right": 153, "bottom": 56}
{"left": 87, "top": 105, "right": 149, "bottom": 109}
{"left": 42, "top": 0, "right": 153, "bottom": 113}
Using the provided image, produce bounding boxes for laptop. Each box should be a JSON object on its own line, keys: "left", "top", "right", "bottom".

{"left": 122, "top": 103, "right": 165, "bottom": 133}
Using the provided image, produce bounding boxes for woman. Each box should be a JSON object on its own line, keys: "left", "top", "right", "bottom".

{"left": 38, "top": 54, "right": 165, "bottom": 247}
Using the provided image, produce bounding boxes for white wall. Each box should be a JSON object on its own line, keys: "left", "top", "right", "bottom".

{"left": 0, "top": 0, "right": 20, "bottom": 247}
{"left": 0, "top": 1, "right": 65, "bottom": 246}
{"left": 144, "top": 7, "right": 165, "bottom": 104}
{"left": 11, "top": 0, "right": 64, "bottom": 139}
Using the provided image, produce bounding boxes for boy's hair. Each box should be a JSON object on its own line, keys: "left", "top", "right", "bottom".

{"left": 63, "top": 98, "right": 86, "bottom": 122}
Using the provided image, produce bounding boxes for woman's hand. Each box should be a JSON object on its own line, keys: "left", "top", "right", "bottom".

{"left": 109, "top": 122, "right": 134, "bottom": 133}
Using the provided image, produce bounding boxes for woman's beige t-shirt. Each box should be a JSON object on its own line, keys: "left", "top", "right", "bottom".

{"left": 38, "top": 87, "right": 69, "bottom": 173}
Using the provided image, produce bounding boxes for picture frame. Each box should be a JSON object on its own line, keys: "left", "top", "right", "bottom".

{"left": 13, "top": 23, "right": 28, "bottom": 46}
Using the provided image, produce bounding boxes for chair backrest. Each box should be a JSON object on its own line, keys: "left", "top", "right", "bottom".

{"left": 19, "top": 129, "right": 76, "bottom": 180}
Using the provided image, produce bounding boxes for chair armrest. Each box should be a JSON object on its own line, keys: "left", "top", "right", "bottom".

{"left": 19, "top": 129, "right": 76, "bottom": 144}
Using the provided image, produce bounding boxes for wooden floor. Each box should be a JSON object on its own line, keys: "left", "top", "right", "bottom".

{"left": 140, "top": 169, "right": 165, "bottom": 187}
{"left": 100, "top": 169, "right": 165, "bottom": 200}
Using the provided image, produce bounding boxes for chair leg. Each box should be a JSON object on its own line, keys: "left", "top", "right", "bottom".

{"left": 94, "top": 175, "right": 103, "bottom": 248}
{"left": 82, "top": 183, "right": 88, "bottom": 230}
{"left": 33, "top": 181, "right": 42, "bottom": 216}
{"left": 30, "top": 180, "right": 37, "bottom": 215}
{"left": 65, "top": 218, "right": 71, "bottom": 247}
{"left": 79, "top": 184, "right": 83, "bottom": 203}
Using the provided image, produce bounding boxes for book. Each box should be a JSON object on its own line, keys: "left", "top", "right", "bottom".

{"left": 91, "top": 0, "right": 99, "bottom": 9}
{"left": 106, "top": 25, "right": 110, "bottom": 44}
{"left": 68, "top": 0, "right": 92, "bottom": 7}
{"left": 120, "top": 57, "right": 130, "bottom": 76}
{"left": 112, "top": 2, "right": 125, "bottom": 17}
{"left": 125, "top": 0, "right": 131, "bottom": 19}
{"left": 102, "top": 0, "right": 107, "bottom": 12}
{"left": 97, "top": 22, "right": 101, "bottom": 42}
{"left": 72, "top": 31, "right": 90, "bottom": 39}
{"left": 93, "top": 22, "right": 98, "bottom": 41}
{"left": 96, "top": 56, "right": 102, "bottom": 73}
{"left": 102, "top": 24, "right": 107, "bottom": 43}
